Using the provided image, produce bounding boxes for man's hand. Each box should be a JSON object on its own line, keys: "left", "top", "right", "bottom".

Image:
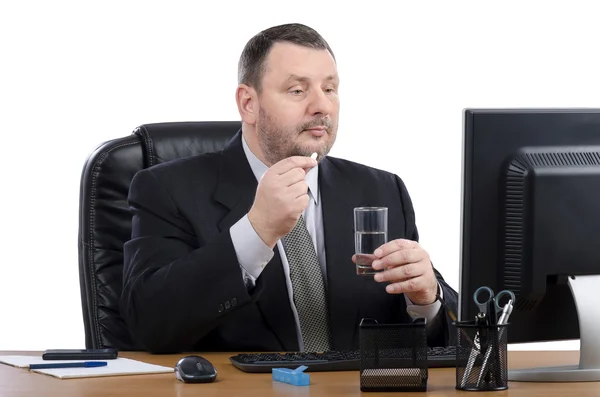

{"left": 248, "top": 156, "right": 317, "bottom": 248}
{"left": 352, "top": 239, "right": 438, "bottom": 305}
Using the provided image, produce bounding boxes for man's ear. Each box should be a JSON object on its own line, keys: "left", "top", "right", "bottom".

{"left": 236, "top": 84, "right": 258, "bottom": 125}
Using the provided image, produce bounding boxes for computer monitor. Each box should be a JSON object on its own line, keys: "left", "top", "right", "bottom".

{"left": 459, "top": 108, "right": 600, "bottom": 382}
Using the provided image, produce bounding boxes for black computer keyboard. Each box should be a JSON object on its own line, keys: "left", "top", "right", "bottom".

{"left": 229, "top": 346, "right": 457, "bottom": 373}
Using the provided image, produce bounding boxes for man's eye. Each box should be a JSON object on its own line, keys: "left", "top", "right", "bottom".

{"left": 290, "top": 89, "right": 304, "bottom": 95}
{"left": 324, "top": 88, "right": 336, "bottom": 94}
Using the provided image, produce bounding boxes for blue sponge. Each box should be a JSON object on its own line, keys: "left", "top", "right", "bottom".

{"left": 272, "top": 365, "right": 310, "bottom": 386}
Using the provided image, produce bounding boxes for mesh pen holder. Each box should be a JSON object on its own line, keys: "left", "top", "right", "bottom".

{"left": 454, "top": 320, "right": 509, "bottom": 391}
{"left": 359, "top": 318, "right": 428, "bottom": 392}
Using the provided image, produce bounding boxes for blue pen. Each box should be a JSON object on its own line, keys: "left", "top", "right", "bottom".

{"left": 29, "top": 361, "right": 107, "bottom": 369}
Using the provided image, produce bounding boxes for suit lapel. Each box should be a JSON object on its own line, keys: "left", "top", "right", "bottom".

{"left": 213, "top": 132, "right": 298, "bottom": 351}
{"left": 319, "top": 157, "right": 365, "bottom": 350}
{"left": 214, "top": 132, "right": 257, "bottom": 233}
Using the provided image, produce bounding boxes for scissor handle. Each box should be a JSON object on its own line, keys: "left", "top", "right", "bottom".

{"left": 473, "top": 286, "right": 495, "bottom": 307}
{"left": 494, "top": 290, "right": 516, "bottom": 310}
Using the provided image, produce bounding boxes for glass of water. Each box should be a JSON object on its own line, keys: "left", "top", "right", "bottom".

{"left": 354, "top": 207, "right": 388, "bottom": 275}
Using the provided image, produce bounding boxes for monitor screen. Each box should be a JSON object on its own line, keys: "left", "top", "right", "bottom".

{"left": 458, "top": 108, "right": 600, "bottom": 382}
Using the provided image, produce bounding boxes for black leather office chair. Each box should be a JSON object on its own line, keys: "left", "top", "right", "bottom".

{"left": 78, "top": 121, "right": 241, "bottom": 349}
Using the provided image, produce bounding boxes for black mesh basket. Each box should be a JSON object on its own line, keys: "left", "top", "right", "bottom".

{"left": 454, "top": 320, "right": 509, "bottom": 391}
{"left": 359, "top": 318, "right": 428, "bottom": 392}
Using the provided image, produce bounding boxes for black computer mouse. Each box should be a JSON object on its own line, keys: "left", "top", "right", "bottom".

{"left": 174, "top": 355, "right": 217, "bottom": 383}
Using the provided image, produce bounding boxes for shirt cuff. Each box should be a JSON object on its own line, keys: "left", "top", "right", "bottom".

{"left": 230, "top": 214, "right": 275, "bottom": 280}
{"left": 404, "top": 282, "right": 442, "bottom": 326}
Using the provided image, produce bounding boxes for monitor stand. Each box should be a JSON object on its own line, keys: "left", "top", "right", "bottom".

{"left": 509, "top": 275, "right": 600, "bottom": 382}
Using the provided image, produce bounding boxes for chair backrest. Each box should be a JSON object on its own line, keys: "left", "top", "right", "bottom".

{"left": 78, "top": 121, "right": 241, "bottom": 349}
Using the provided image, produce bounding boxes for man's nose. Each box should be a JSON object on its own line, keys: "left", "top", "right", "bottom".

{"left": 307, "top": 88, "right": 333, "bottom": 116}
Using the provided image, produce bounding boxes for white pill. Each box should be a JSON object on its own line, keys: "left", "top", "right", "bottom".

{"left": 311, "top": 152, "right": 318, "bottom": 160}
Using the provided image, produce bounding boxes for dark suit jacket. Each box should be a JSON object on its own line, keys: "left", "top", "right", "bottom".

{"left": 121, "top": 131, "right": 458, "bottom": 354}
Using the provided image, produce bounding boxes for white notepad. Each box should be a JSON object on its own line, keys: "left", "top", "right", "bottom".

{"left": 0, "top": 355, "right": 173, "bottom": 379}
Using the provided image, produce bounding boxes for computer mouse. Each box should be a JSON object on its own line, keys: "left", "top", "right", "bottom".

{"left": 174, "top": 355, "right": 217, "bottom": 383}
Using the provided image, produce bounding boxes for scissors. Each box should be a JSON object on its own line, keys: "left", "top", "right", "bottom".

{"left": 473, "top": 286, "right": 515, "bottom": 325}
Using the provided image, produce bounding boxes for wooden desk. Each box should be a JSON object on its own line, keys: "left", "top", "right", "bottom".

{"left": 0, "top": 350, "right": 594, "bottom": 396}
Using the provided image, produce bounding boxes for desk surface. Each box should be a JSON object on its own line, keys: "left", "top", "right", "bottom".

{"left": 0, "top": 350, "right": 594, "bottom": 396}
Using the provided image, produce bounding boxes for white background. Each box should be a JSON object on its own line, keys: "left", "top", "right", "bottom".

{"left": 1, "top": 0, "right": 597, "bottom": 351}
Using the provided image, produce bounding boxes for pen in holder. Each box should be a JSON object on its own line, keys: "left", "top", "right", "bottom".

{"left": 359, "top": 318, "right": 428, "bottom": 392}
{"left": 454, "top": 320, "right": 509, "bottom": 391}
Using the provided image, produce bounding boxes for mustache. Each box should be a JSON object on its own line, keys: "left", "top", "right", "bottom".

{"left": 300, "top": 118, "right": 332, "bottom": 132}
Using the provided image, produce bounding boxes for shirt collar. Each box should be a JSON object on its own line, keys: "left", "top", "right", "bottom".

{"left": 241, "top": 134, "right": 319, "bottom": 205}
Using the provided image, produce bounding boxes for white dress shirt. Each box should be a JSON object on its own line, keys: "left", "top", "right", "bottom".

{"left": 229, "top": 135, "right": 441, "bottom": 351}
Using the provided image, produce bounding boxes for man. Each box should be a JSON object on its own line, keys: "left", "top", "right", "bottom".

{"left": 121, "top": 23, "right": 458, "bottom": 354}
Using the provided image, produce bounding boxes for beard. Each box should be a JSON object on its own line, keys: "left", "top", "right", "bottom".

{"left": 256, "top": 109, "right": 337, "bottom": 166}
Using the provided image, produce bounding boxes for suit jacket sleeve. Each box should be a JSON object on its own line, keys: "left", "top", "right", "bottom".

{"left": 396, "top": 175, "right": 459, "bottom": 346}
{"left": 120, "top": 168, "right": 262, "bottom": 353}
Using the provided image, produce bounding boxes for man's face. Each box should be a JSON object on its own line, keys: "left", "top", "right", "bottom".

{"left": 255, "top": 42, "right": 339, "bottom": 165}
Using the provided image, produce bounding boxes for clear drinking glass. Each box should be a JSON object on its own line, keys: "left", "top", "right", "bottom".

{"left": 354, "top": 207, "right": 388, "bottom": 275}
